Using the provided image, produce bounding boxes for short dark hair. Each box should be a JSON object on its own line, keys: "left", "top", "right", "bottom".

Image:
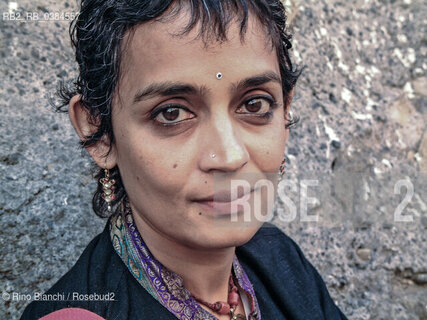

{"left": 57, "top": 0, "right": 301, "bottom": 217}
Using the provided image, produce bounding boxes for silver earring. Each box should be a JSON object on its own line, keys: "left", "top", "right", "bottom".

{"left": 100, "top": 168, "right": 116, "bottom": 212}
{"left": 216, "top": 72, "right": 223, "bottom": 80}
{"left": 278, "top": 158, "right": 286, "bottom": 179}
{"left": 211, "top": 153, "right": 216, "bottom": 158}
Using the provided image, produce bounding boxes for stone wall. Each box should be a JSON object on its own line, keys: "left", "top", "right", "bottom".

{"left": 0, "top": 0, "right": 425, "bottom": 319}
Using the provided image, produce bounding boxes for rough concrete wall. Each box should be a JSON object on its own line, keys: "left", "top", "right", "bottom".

{"left": 0, "top": 0, "right": 425, "bottom": 319}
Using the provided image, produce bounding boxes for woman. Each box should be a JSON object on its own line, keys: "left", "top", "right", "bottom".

{"left": 21, "top": 0, "right": 347, "bottom": 319}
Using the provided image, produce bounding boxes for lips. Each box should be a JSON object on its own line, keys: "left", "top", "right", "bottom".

{"left": 195, "top": 188, "right": 251, "bottom": 202}
{"left": 193, "top": 188, "right": 254, "bottom": 215}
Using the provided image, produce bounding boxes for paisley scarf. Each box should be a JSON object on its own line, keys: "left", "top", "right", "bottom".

{"left": 109, "top": 198, "right": 261, "bottom": 320}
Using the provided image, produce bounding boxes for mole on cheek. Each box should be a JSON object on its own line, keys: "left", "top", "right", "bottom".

{"left": 173, "top": 164, "right": 178, "bottom": 168}
{"left": 204, "top": 181, "right": 207, "bottom": 184}
{"left": 199, "top": 212, "right": 202, "bottom": 216}
{"left": 136, "top": 176, "right": 140, "bottom": 181}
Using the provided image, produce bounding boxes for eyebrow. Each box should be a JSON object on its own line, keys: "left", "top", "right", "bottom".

{"left": 133, "top": 82, "right": 208, "bottom": 103}
{"left": 132, "top": 71, "right": 282, "bottom": 104}
{"left": 230, "top": 71, "right": 282, "bottom": 94}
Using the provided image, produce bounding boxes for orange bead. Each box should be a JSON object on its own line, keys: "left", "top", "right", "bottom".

{"left": 217, "top": 302, "right": 230, "bottom": 315}
{"left": 228, "top": 291, "right": 239, "bottom": 306}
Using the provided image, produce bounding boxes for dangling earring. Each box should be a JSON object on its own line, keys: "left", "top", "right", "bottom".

{"left": 278, "top": 158, "right": 286, "bottom": 179}
{"left": 100, "top": 168, "right": 116, "bottom": 212}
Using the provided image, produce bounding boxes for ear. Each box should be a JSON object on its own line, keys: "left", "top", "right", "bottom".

{"left": 68, "top": 95, "right": 117, "bottom": 169}
{"left": 283, "top": 89, "right": 294, "bottom": 142}
{"left": 284, "top": 88, "right": 294, "bottom": 120}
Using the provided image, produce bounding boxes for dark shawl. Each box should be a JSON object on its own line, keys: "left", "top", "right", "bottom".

{"left": 21, "top": 222, "right": 347, "bottom": 320}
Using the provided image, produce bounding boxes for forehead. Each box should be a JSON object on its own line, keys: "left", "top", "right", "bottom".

{"left": 118, "top": 9, "right": 279, "bottom": 94}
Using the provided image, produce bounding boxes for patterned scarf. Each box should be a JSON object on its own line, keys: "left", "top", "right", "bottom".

{"left": 109, "top": 199, "right": 261, "bottom": 320}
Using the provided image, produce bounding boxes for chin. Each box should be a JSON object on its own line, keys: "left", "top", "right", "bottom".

{"left": 188, "top": 222, "right": 262, "bottom": 249}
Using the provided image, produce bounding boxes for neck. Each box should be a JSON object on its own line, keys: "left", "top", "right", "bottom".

{"left": 132, "top": 210, "right": 236, "bottom": 302}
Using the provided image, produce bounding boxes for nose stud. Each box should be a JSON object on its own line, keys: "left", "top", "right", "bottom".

{"left": 211, "top": 153, "right": 216, "bottom": 158}
{"left": 216, "top": 72, "right": 222, "bottom": 80}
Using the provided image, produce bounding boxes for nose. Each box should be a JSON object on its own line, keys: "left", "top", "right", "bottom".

{"left": 198, "top": 113, "right": 249, "bottom": 173}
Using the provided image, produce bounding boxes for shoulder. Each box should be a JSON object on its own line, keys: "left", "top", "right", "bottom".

{"left": 237, "top": 222, "right": 306, "bottom": 263}
{"left": 237, "top": 223, "right": 348, "bottom": 319}
{"left": 237, "top": 223, "right": 316, "bottom": 289}
{"left": 20, "top": 221, "right": 128, "bottom": 320}
{"left": 237, "top": 223, "right": 322, "bottom": 286}
{"left": 46, "top": 221, "right": 126, "bottom": 295}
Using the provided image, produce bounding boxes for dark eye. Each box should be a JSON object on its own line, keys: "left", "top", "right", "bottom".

{"left": 237, "top": 96, "right": 273, "bottom": 114}
{"left": 152, "top": 106, "right": 195, "bottom": 124}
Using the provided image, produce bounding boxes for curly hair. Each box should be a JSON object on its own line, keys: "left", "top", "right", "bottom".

{"left": 57, "top": 0, "right": 301, "bottom": 217}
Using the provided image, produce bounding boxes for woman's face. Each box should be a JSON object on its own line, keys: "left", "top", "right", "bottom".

{"left": 108, "top": 12, "right": 289, "bottom": 249}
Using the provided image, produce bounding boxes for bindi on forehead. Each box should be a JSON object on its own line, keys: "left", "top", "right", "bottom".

{"left": 115, "top": 9, "right": 280, "bottom": 107}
